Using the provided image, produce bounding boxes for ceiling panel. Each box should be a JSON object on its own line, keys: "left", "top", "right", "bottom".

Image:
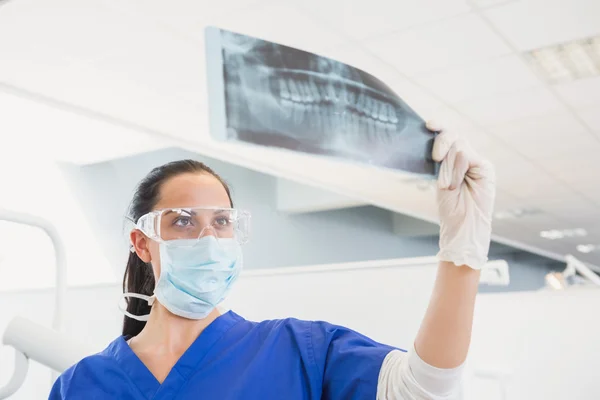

{"left": 297, "top": 0, "right": 471, "bottom": 41}
{"left": 0, "top": 0, "right": 155, "bottom": 64}
{"left": 568, "top": 180, "right": 600, "bottom": 206}
{"left": 555, "top": 77, "right": 600, "bottom": 110}
{"left": 540, "top": 195, "right": 600, "bottom": 223}
{"left": 476, "top": 141, "right": 520, "bottom": 169}
{"left": 461, "top": 129, "right": 510, "bottom": 158}
{"left": 494, "top": 189, "right": 533, "bottom": 211}
{"left": 205, "top": 2, "right": 347, "bottom": 55}
{"left": 89, "top": 33, "right": 208, "bottom": 108}
{"left": 512, "top": 214, "right": 567, "bottom": 235}
{"left": 102, "top": 0, "right": 266, "bottom": 37}
{"left": 483, "top": 0, "right": 600, "bottom": 51}
{"left": 494, "top": 155, "right": 574, "bottom": 199}
{"left": 533, "top": 141, "right": 600, "bottom": 196}
{"left": 492, "top": 191, "right": 600, "bottom": 233}
{"left": 0, "top": 0, "right": 207, "bottom": 138}
{"left": 422, "top": 106, "right": 477, "bottom": 131}
{"left": 414, "top": 55, "right": 541, "bottom": 104}
{"left": 457, "top": 87, "right": 565, "bottom": 126}
{"left": 487, "top": 112, "right": 599, "bottom": 159}
{"left": 365, "top": 13, "right": 512, "bottom": 77}
{"left": 577, "top": 107, "right": 600, "bottom": 133}
{"left": 0, "top": 90, "right": 173, "bottom": 165}
{"left": 34, "top": 63, "right": 206, "bottom": 140}
{"left": 420, "top": 106, "right": 514, "bottom": 156}
{"left": 468, "top": 0, "right": 517, "bottom": 8}
{"left": 560, "top": 211, "right": 600, "bottom": 234}
{"left": 493, "top": 219, "right": 576, "bottom": 259}
{"left": 0, "top": 0, "right": 159, "bottom": 90}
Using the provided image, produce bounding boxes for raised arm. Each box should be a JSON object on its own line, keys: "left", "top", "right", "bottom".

{"left": 377, "top": 124, "right": 496, "bottom": 399}
{"left": 415, "top": 124, "right": 496, "bottom": 369}
{"left": 414, "top": 262, "right": 481, "bottom": 369}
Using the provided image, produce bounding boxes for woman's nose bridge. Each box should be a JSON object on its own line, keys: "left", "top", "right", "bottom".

{"left": 198, "top": 225, "right": 217, "bottom": 238}
{"left": 194, "top": 213, "right": 216, "bottom": 238}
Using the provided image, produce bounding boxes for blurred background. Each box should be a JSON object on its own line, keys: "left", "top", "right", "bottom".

{"left": 0, "top": 0, "right": 599, "bottom": 399}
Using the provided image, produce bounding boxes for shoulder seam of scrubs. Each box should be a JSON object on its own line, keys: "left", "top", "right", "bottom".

{"left": 61, "top": 355, "right": 154, "bottom": 400}
{"left": 57, "top": 363, "right": 79, "bottom": 399}
{"left": 308, "top": 321, "right": 325, "bottom": 387}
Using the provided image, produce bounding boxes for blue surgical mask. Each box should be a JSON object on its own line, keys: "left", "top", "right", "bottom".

{"left": 120, "top": 236, "right": 243, "bottom": 321}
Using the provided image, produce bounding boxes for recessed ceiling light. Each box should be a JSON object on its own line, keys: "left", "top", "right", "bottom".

{"left": 577, "top": 244, "right": 599, "bottom": 254}
{"left": 525, "top": 35, "right": 600, "bottom": 83}
{"left": 540, "top": 228, "right": 588, "bottom": 240}
{"left": 493, "top": 207, "right": 543, "bottom": 220}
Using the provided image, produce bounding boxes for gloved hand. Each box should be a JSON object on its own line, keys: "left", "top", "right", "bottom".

{"left": 429, "top": 122, "right": 496, "bottom": 270}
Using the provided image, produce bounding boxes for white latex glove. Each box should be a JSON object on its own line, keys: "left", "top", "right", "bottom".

{"left": 429, "top": 122, "right": 496, "bottom": 270}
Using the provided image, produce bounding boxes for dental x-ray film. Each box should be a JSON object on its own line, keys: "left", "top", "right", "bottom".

{"left": 205, "top": 27, "right": 438, "bottom": 176}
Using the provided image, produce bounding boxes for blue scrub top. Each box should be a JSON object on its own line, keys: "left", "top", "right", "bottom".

{"left": 50, "top": 311, "right": 399, "bottom": 399}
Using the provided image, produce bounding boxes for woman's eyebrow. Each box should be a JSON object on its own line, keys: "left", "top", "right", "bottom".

{"left": 161, "top": 208, "right": 196, "bottom": 216}
{"left": 212, "top": 209, "right": 229, "bottom": 216}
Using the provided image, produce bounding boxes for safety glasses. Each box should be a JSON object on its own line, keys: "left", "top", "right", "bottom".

{"left": 135, "top": 207, "right": 251, "bottom": 246}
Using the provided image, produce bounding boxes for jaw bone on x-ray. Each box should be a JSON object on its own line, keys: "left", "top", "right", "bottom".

{"left": 205, "top": 27, "right": 438, "bottom": 176}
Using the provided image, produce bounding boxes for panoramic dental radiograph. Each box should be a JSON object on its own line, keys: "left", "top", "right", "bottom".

{"left": 205, "top": 27, "right": 437, "bottom": 176}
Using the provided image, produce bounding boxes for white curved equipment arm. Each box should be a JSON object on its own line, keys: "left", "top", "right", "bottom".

{"left": 0, "top": 350, "right": 28, "bottom": 399}
{"left": 565, "top": 255, "right": 600, "bottom": 286}
{"left": 0, "top": 208, "right": 67, "bottom": 399}
{"left": 3, "top": 316, "right": 93, "bottom": 372}
{"left": 0, "top": 317, "right": 94, "bottom": 399}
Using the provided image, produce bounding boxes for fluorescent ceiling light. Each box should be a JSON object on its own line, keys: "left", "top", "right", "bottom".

{"left": 493, "top": 207, "right": 542, "bottom": 220}
{"left": 525, "top": 35, "right": 600, "bottom": 83}
{"left": 539, "top": 228, "right": 588, "bottom": 240}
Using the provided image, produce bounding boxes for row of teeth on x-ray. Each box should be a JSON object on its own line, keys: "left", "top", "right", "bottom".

{"left": 277, "top": 101, "right": 406, "bottom": 147}
{"left": 277, "top": 78, "right": 400, "bottom": 124}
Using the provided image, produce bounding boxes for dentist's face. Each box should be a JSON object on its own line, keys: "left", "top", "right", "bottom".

{"left": 130, "top": 172, "right": 232, "bottom": 279}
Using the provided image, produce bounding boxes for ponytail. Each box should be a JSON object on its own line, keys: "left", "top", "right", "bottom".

{"left": 122, "top": 252, "right": 155, "bottom": 337}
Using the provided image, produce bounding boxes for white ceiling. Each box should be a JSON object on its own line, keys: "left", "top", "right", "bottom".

{"left": 0, "top": 0, "right": 599, "bottom": 266}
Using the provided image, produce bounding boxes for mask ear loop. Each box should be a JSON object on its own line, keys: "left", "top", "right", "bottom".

{"left": 119, "top": 293, "right": 156, "bottom": 322}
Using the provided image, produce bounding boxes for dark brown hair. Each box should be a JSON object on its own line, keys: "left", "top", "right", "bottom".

{"left": 122, "top": 159, "right": 233, "bottom": 337}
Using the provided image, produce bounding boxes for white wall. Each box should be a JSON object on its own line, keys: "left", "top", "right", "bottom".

{"left": 470, "top": 288, "right": 600, "bottom": 400}
{"left": 0, "top": 157, "right": 116, "bottom": 290}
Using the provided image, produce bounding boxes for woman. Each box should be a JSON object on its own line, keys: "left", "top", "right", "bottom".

{"left": 50, "top": 123, "right": 495, "bottom": 399}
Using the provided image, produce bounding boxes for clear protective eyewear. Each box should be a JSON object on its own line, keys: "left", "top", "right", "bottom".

{"left": 135, "top": 207, "right": 251, "bottom": 246}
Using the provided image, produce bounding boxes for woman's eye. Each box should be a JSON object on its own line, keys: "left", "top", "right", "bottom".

{"left": 174, "top": 217, "right": 193, "bottom": 227}
{"left": 215, "top": 217, "right": 230, "bottom": 226}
